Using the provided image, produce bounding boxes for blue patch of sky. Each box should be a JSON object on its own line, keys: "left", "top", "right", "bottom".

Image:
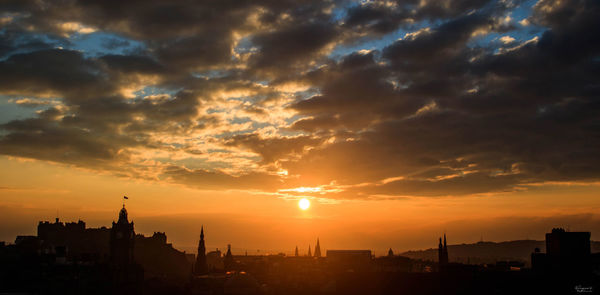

{"left": 289, "top": 88, "right": 321, "bottom": 103}
{"left": 132, "top": 86, "right": 182, "bottom": 99}
{"left": 230, "top": 116, "right": 253, "bottom": 125}
{"left": 192, "top": 69, "right": 232, "bottom": 79}
{"left": 468, "top": 0, "right": 545, "bottom": 51}
{"left": 328, "top": 20, "right": 432, "bottom": 61}
{"left": 0, "top": 95, "right": 55, "bottom": 124}
{"left": 0, "top": 29, "right": 68, "bottom": 61}
{"left": 0, "top": 29, "right": 148, "bottom": 61}
{"left": 207, "top": 148, "right": 232, "bottom": 154}
{"left": 68, "top": 32, "right": 146, "bottom": 58}
{"left": 233, "top": 36, "right": 256, "bottom": 55}
{"left": 330, "top": 0, "right": 353, "bottom": 22}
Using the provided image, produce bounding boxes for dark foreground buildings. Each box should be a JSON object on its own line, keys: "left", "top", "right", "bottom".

{"left": 2, "top": 210, "right": 600, "bottom": 295}
{"left": 0, "top": 205, "right": 191, "bottom": 294}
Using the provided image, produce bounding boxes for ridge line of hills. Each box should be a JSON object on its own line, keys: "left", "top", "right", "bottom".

{"left": 399, "top": 239, "right": 600, "bottom": 266}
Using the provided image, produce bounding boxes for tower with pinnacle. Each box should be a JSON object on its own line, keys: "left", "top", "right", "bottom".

{"left": 194, "top": 226, "right": 208, "bottom": 275}
{"left": 314, "top": 238, "right": 321, "bottom": 257}
{"left": 438, "top": 233, "right": 449, "bottom": 267}
{"left": 295, "top": 246, "right": 299, "bottom": 257}
{"left": 109, "top": 203, "right": 143, "bottom": 294}
{"left": 307, "top": 245, "right": 312, "bottom": 257}
{"left": 224, "top": 244, "right": 234, "bottom": 271}
{"left": 110, "top": 204, "right": 135, "bottom": 270}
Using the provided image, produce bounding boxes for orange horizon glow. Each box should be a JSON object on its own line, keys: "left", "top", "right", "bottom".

{"left": 2, "top": 155, "right": 600, "bottom": 256}
{"left": 1, "top": 0, "right": 599, "bottom": 257}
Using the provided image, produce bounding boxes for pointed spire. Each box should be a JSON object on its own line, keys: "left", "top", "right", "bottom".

{"left": 224, "top": 244, "right": 234, "bottom": 271}
{"left": 307, "top": 245, "right": 312, "bottom": 257}
{"left": 194, "top": 226, "right": 208, "bottom": 275}
{"left": 294, "top": 246, "right": 299, "bottom": 257}
{"left": 438, "top": 234, "right": 449, "bottom": 267}
{"left": 443, "top": 233, "right": 447, "bottom": 248}
{"left": 388, "top": 248, "right": 394, "bottom": 257}
{"left": 314, "top": 238, "right": 321, "bottom": 257}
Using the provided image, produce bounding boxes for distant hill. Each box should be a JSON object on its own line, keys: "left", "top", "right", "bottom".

{"left": 400, "top": 240, "right": 600, "bottom": 266}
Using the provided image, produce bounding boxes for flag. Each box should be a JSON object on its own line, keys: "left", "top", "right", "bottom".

{"left": 124, "top": 196, "right": 129, "bottom": 199}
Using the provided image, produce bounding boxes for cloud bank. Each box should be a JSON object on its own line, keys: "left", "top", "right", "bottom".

{"left": 0, "top": 0, "right": 599, "bottom": 199}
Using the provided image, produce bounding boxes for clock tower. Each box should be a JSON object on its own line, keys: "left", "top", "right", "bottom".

{"left": 110, "top": 204, "right": 135, "bottom": 279}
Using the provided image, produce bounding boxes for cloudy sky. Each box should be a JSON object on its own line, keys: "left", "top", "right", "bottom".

{"left": 0, "top": 0, "right": 599, "bottom": 254}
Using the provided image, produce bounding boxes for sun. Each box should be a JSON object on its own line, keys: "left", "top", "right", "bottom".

{"left": 298, "top": 198, "right": 310, "bottom": 210}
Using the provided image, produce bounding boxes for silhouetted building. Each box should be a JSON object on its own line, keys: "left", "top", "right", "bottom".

{"left": 295, "top": 246, "right": 299, "bottom": 257}
{"left": 327, "top": 250, "right": 372, "bottom": 272}
{"left": 388, "top": 248, "right": 394, "bottom": 257}
{"left": 224, "top": 244, "right": 234, "bottom": 271}
{"left": 207, "top": 248, "right": 223, "bottom": 271}
{"left": 308, "top": 245, "right": 312, "bottom": 257}
{"left": 194, "top": 226, "right": 208, "bottom": 275}
{"left": 438, "top": 234, "right": 449, "bottom": 267}
{"left": 224, "top": 271, "right": 260, "bottom": 295}
{"left": 374, "top": 255, "right": 413, "bottom": 272}
{"left": 14, "top": 235, "right": 41, "bottom": 256}
{"left": 110, "top": 205, "right": 143, "bottom": 294}
{"left": 111, "top": 205, "right": 135, "bottom": 268}
{"left": 531, "top": 228, "right": 591, "bottom": 274}
{"left": 37, "top": 218, "right": 109, "bottom": 262}
{"left": 314, "top": 238, "right": 322, "bottom": 257}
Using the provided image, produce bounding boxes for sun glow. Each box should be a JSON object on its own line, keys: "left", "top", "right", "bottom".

{"left": 298, "top": 198, "right": 310, "bottom": 210}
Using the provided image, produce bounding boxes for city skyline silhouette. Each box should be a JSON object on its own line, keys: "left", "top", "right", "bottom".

{"left": 0, "top": 0, "right": 599, "bottom": 293}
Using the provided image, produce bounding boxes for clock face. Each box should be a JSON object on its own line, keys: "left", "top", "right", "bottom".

{"left": 116, "top": 232, "right": 123, "bottom": 239}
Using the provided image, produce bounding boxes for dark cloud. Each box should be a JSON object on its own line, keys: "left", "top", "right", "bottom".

{"left": 0, "top": 49, "right": 113, "bottom": 99}
{"left": 248, "top": 22, "right": 339, "bottom": 75}
{"left": 0, "top": 116, "right": 134, "bottom": 168}
{"left": 343, "top": 0, "right": 501, "bottom": 36}
{"left": 161, "top": 166, "right": 283, "bottom": 191}
{"left": 224, "top": 133, "right": 321, "bottom": 164}
{"left": 0, "top": 0, "right": 598, "bottom": 199}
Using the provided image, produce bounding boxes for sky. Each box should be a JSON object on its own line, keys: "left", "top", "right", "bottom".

{"left": 0, "top": 0, "right": 599, "bottom": 255}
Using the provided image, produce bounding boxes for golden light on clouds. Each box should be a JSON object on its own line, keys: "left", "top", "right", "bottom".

{"left": 0, "top": 0, "right": 599, "bottom": 255}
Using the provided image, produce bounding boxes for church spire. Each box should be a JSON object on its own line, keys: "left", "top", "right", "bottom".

{"left": 194, "top": 226, "right": 208, "bottom": 275}
{"left": 443, "top": 233, "right": 447, "bottom": 248}
{"left": 224, "top": 244, "right": 234, "bottom": 271}
{"left": 307, "top": 245, "right": 312, "bottom": 257}
{"left": 295, "top": 246, "right": 299, "bottom": 257}
{"left": 438, "top": 234, "right": 449, "bottom": 267}
{"left": 314, "top": 238, "right": 321, "bottom": 257}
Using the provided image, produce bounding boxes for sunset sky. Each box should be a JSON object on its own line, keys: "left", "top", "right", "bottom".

{"left": 0, "top": 0, "right": 599, "bottom": 255}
